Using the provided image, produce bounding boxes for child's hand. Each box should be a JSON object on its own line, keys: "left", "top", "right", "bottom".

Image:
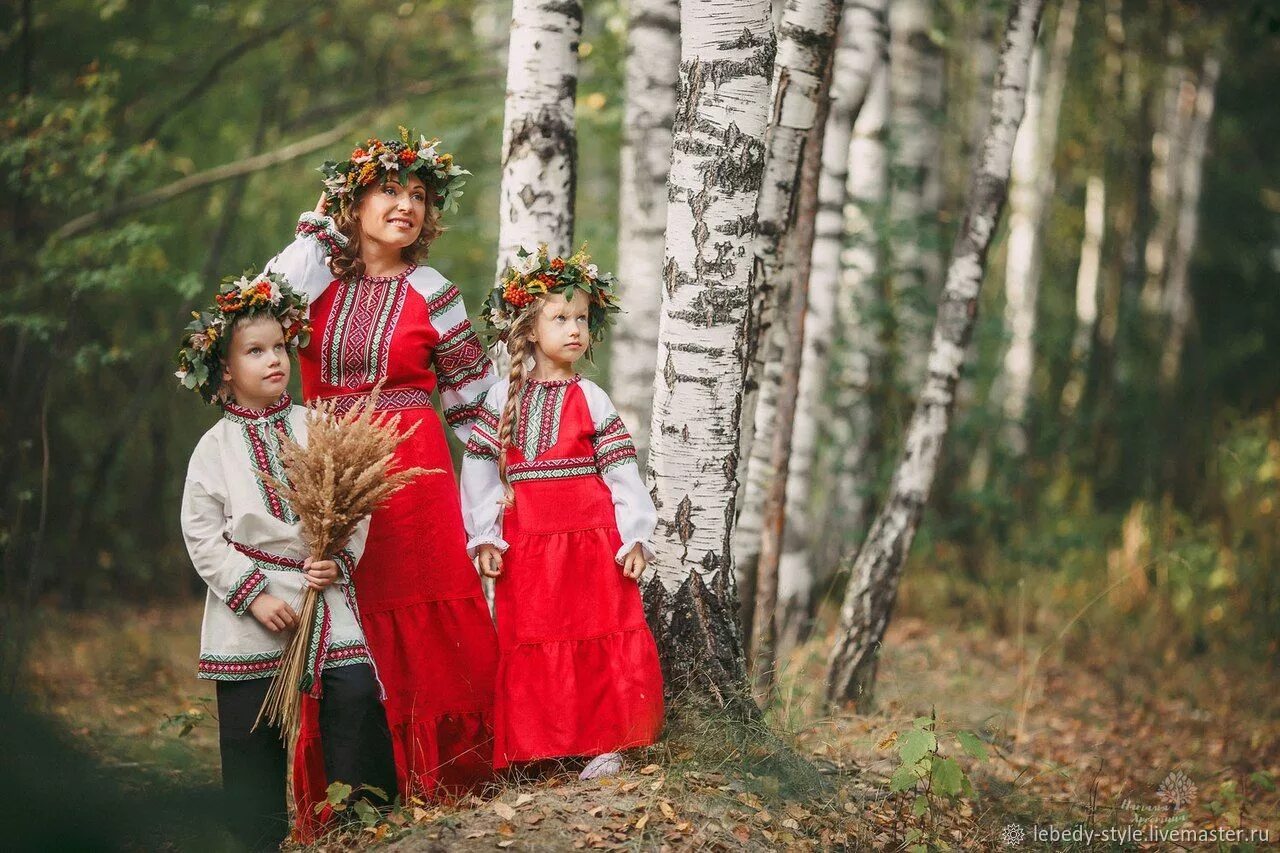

{"left": 249, "top": 593, "right": 299, "bottom": 633}
{"left": 303, "top": 557, "right": 339, "bottom": 591}
{"left": 621, "top": 544, "right": 647, "bottom": 581}
{"left": 477, "top": 544, "right": 504, "bottom": 579}
{"left": 313, "top": 192, "right": 328, "bottom": 216}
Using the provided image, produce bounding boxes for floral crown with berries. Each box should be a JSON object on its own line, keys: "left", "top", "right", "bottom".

{"left": 175, "top": 272, "right": 312, "bottom": 405}
{"left": 319, "top": 126, "right": 469, "bottom": 217}
{"left": 482, "top": 245, "right": 621, "bottom": 345}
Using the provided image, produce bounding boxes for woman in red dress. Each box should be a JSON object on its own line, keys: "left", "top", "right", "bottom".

{"left": 263, "top": 131, "right": 498, "bottom": 831}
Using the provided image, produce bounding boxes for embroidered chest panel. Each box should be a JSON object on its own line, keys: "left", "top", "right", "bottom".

{"left": 321, "top": 268, "right": 413, "bottom": 388}
{"left": 225, "top": 407, "right": 298, "bottom": 523}
{"left": 515, "top": 380, "right": 577, "bottom": 461}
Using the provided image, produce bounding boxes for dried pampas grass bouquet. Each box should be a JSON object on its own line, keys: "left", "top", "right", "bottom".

{"left": 253, "top": 382, "right": 435, "bottom": 738}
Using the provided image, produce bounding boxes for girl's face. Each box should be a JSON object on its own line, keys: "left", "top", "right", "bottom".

{"left": 355, "top": 173, "right": 427, "bottom": 250}
{"left": 222, "top": 316, "right": 290, "bottom": 409}
{"left": 530, "top": 290, "right": 590, "bottom": 369}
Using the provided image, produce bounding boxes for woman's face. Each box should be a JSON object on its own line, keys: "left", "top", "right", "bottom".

{"left": 356, "top": 173, "right": 427, "bottom": 250}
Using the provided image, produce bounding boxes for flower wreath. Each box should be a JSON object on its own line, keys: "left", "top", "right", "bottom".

{"left": 175, "top": 272, "right": 312, "bottom": 405}
{"left": 482, "top": 245, "right": 621, "bottom": 345}
{"left": 319, "top": 126, "right": 469, "bottom": 216}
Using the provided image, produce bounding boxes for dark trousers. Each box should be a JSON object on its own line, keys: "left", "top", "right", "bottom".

{"left": 216, "top": 663, "right": 396, "bottom": 851}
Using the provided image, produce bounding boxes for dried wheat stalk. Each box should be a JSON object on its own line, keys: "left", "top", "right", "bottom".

{"left": 253, "top": 383, "right": 435, "bottom": 739}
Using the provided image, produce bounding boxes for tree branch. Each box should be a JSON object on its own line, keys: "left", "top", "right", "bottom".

{"left": 139, "top": 11, "right": 319, "bottom": 142}
{"left": 53, "top": 70, "right": 501, "bottom": 242}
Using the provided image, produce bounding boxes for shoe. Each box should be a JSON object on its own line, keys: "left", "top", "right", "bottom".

{"left": 578, "top": 752, "right": 623, "bottom": 780}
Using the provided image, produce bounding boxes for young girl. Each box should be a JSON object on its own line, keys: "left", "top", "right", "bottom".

{"left": 460, "top": 246, "right": 664, "bottom": 778}
{"left": 176, "top": 273, "right": 396, "bottom": 849}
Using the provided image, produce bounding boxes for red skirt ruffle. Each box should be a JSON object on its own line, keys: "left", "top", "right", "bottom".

{"left": 495, "top": 501, "right": 664, "bottom": 768}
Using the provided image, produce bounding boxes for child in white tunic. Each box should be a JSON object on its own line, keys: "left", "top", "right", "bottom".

{"left": 177, "top": 273, "right": 395, "bottom": 850}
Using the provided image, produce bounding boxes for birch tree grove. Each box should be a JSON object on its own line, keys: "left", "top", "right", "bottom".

{"left": 730, "top": 0, "right": 846, "bottom": 685}
{"left": 494, "top": 0, "right": 583, "bottom": 281}
{"left": 826, "top": 0, "right": 1047, "bottom": 708}
{"left": 779, "top": 0, "right": 889, "bottom": 651}
{"left": 642, "top": 0, "right": 776, "bottom": 710}
{"left": 610, "top": 0, "right": 680, "bottom": 461}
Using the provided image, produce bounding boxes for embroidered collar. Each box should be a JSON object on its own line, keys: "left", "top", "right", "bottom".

{"left": 525, "top": 375, "right": 580, "bottom": 389}
{"left": 360, "top": 264, "right": 417, "bottom": 285}
{"left": 222, "top": 393, "right": 292, "bottom": 425}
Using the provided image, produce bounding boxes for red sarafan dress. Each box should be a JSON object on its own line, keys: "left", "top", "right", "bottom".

{"left": 265, "top": 214, "right": 499, "bottom": 835}
{"left": 460, "top": 375, "right": 664, "bottom": 767}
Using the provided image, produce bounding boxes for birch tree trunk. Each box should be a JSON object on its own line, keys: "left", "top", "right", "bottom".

{"left": 995, "top": 0, "right": 1078, "bottom": 456}
{"left": 886, "top": 0, "right": 944, "bottom": 396}
{"left": 642, "top": 0, "right": 776, "bottom": 712}
{"left": 826, "top": 0, "right": 1046, "bottom": 709}
{"left": 1060, "top": 174, "right": 1105, "bottom": 416}
{"left": 1159, "top": 55, "right": 1218, "bottom": 390}
{"left": 815, "top": 61, "right": 889, "bottom": 584}
{"left": 779, "top": 0, "right": 888, "bottom": 653}
{"left": 610, "top": 0, "right": 680, "bottom": 463}
{"left": 494, "top": 0, "right": 582, "bottom": 282}
{"left": 1140, "top": 36, "right": 1192, "bottom": 315}
{"left": 730, "top": 0, "right": 847, "bottom": 677}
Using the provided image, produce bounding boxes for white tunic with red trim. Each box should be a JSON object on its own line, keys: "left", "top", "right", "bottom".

{"left": 180, "top": 395, "right": 372, "bottom": 683}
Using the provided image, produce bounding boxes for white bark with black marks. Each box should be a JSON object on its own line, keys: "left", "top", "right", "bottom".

{"left": 642, "top": 0, "right": 776, "bottom": 711}
{"left": 826, "top": 0, "right": 1047, "bottom": 708}
{"left": 779, "top": 0, "right": 888, "bottom": 651}
{"left": 816, "top": 62, "right": 889, "bottom": 582}
{"left": 611, "top": 0, "right": 680, "bottom": 463}
{"left": 495, "top": 0, "right": 583, "bottom": 281}
{"left": 732, "top": 0, "right": 845, "bottom": 678}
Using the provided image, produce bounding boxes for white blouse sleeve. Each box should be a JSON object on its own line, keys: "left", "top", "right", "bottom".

{"left": 261, "top": 211, "right": 344, "bottom": 305}
{"left": 408, "top": 267, "right": 499, "bottom": 444}
{"left": 459, "top": 383, "right": 509, "bottom": 557}
{"left": 581, "top": 381, "right": 658, "bottom": 564}
{"left": 180, "top": 435, "right": 267, "bottom": 615}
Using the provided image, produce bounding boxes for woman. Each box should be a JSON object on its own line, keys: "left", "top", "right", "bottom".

{"left": 264, "top": 129, "right": 498, "bottom": 829}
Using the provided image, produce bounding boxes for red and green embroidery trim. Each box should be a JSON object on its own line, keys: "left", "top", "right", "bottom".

{"left": 444, "top": 399, "right": 486, "bottom": 432}
{"left": 506, "top": 455, "right": 597, "bottom": 483}
{"left": 463, "top": 401, "right": 502, "bottom": 461}
{"left": 425, "top": 282, "right": 463, "bottom": 318}
{"left": 515, "top": 378, "right": 576, "bottom": 460}
{"left": 232, "top": 541, "right": 306, "bottom": 572}
{"left": 334, "top": 548, "right": 358, "bottom": 580}
{"left": 226, "top": 567, "right": 267, "bottom": 615}
{"left": 593, "top": 413, "right": 637, "bottom": 473}
{"left": 296, "top": 212, "right": 348, "bottom": 258}
{"left": 326, "top": 386, "right": 432, "bottom": 416}
{"left": 240, "top": 416, "right": 298, "bottom": 523}
{"left": 196, "top": 642, "right": 370, "bottom": 681}
{"left": 434, "top": 321, "right": 491, "bottom": 391}
{"left": 299, "top": 592, "right": 332, "bottom": 698}
{"left": 198, "top": 650, "right": 282, "bottom": 680}
{"left": 322, "top": 268, "right": 412, "bottom": 388}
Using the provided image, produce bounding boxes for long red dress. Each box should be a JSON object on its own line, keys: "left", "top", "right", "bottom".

{"left": 265, "top": 217, "right": 499, "bottom": 835}
{"left": 460, "top": 376, "right": 664, "bottom": 766}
